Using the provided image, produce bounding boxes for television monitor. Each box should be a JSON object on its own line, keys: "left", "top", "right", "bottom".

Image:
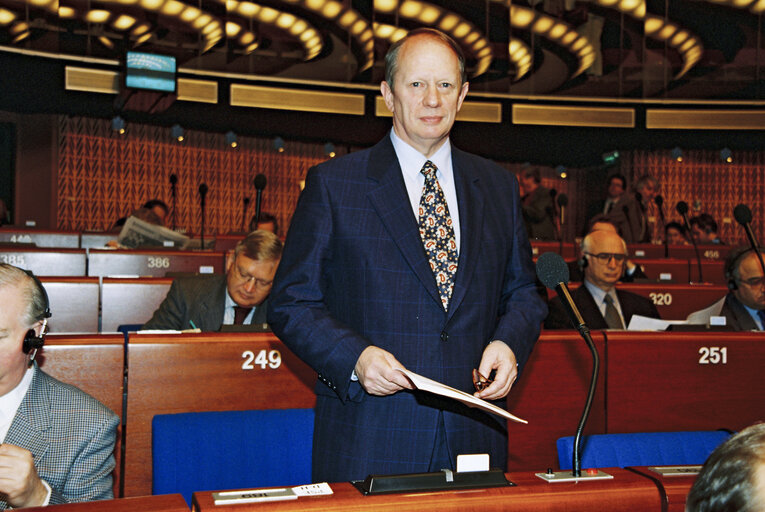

{"left": 124, "top": 52, "right": 176, "bottom": 93}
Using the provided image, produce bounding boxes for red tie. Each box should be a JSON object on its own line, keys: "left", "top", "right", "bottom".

{"left": 233, "top": 306, "right": 252, "bottom": 325}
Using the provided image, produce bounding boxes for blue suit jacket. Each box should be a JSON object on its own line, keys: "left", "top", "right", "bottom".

{"left": 268, "top": 136, "right": 547, "bottom": 482}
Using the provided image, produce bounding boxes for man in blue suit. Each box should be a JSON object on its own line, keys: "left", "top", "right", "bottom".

{"left": 268, "top": 28, "right": 547, "bottom": 483}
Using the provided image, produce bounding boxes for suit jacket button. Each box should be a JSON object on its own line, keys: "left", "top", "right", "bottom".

{"left": 440, "top": 331, "right": 448, "bottom": 342}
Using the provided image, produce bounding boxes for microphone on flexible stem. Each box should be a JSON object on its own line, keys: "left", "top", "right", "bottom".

{"left": 199, "top": 183, "right": 208, "bottom": 249}
{"left": 241, "top": 197, "right": 250, "bottom": 233}
{"left": 557, "top": 194, "right": 569, "bottom": 256}
{"left": 655, "top": 195, "right": 668, "bottom": 258}
{"left": 734, "top": 204, "right": 765, "bottom": 277}
{"left": 536, "top": 252, "right": 603, "bottom": 481}
{"left": 621, "top": 204, "right": 635, "bottom": 244}
{"left": 548, "top": 188, "right": 559, "bottom": 241}
{"left": 677, "top": 201, "right": 703, "bottom": 283}
{"left": 169, "top": 174, "right": 178, "bottom": 231}
{"left": 253, "top": 174, "right": 267, "bottom": 228}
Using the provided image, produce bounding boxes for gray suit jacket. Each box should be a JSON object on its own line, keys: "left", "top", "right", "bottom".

{"left": 142, "top": 274, "right": 269, "bottom": 331}
{"left": 1, "top": 365, "right": 118, "bottom": 509}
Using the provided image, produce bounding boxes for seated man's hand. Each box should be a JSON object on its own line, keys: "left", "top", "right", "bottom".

{"left": 355, "top": 346, "right": 413, "bottom": 396}
{"left": 474, "top": 341, "right": 518, "bottom": 401}
{"left": 0, "top": 444, "right": 48, "bottom": 508}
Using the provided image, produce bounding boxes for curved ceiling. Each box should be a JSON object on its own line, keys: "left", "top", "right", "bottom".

{"left": 0, "top": 0, "right": 763, "bottom": 99}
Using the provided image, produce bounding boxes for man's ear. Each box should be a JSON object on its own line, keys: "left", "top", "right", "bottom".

{"left": 225, "top": 253, "right": 234, "bottom": 273}
{"left": 381, "top": 80, "right": 394, "bottom": 114}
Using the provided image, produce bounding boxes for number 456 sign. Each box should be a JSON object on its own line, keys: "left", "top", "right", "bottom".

{"left": 242, "top": 350, "right": 282, "bottom": 370}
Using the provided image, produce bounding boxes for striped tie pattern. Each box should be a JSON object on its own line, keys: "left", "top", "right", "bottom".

{"left": 418, "top": 160, "right": 458, "bottom": 311}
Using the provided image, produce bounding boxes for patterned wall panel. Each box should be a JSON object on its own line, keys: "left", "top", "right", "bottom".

{"left": 626, "top": 149, "right": 765, "bottom": 247}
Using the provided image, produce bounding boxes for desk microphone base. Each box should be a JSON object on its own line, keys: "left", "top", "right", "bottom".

{"left": 535, "top": 469, "right": 613, "bottom": 483}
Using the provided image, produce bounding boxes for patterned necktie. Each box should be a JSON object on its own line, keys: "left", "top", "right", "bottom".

{"left": 603, "top": 294, "right": 624, "bottom": 329}
{"left": 757, "top": 310, "right": 765, "bottom": 331}
{"left": 233, "top": 306, "right": 252, "bottom": 325}
{"left": 418, "top": 160, "right": 458, "bottom": 311}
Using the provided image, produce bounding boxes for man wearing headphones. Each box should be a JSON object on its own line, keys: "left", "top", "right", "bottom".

{"left": 687, "top": 247, "right": 765, "bottom": 329}
{"left": 0, "top": 264, "right": 118, "bottom": 508}
{"left": 545, "top": 230, "right": 660, "bottom": 329}
{"left": 689, "top": 213, "right": 725, "bottom": 245}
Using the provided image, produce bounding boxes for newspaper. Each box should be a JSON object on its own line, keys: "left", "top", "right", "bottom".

{"left": 117, "top": 216, "right": 190, "bottom": 249}
{"left": 396, "top": 368, "right": 527, "bottom": 424}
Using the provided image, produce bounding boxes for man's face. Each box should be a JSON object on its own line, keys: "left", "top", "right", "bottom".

{"left": 607, "top": 178, "right": 625, "bottom": 199}
{"left": 225, "top": 253, "right": 280, "bottom": 308}
{"left": 733, "top": 252, "right": 765, "bottom": 310}
{"left": 380, "top": 34, "right": 469, "bottom": 158}
{"left": 666, "top": 227, "right": 686, "bottom": 245}
{"left": 520, "top": 175, "right": 537, "bottom": 195}
{"left": 151, "top": 206, "right": 168, "bottom": 226}
{"left": 0, "top": 283, "right": 34, "bottom": 394}
{"left": 691, "top": 225, "right": 715, "bottom": 243}
{"left": 638, "top": 181, "right": 657, "bottom": 202}
{"left": 255, "top": 221, "right": 276, "bottom": 234}
{"left": 583, "top": 231, "right": 626, "bottom": 291}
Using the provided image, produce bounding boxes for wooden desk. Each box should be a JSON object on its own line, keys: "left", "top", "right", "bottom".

{"left": 634, "top": 259, "right": 690, "bottom": 284}
{"left": 0, "top": 248, "right": 86, "bottom": 275}
{"left": 669, "top": 245, "right": 730, "bottom": 261}
{"left": 39, "top": 277, "right": 100, "bottom": 333}
{"left": 87, "top": 249, "right": 224, "bottom": 277}
{"left": 689, "top": 260, "right": 726, "bottom": 285}
{"left": 214, "top": 235, "right": 241, "bottom": 251}
{"left": 629, "top": 466, "right": 696, "bottom": 512}
{"left": 531, "top": 241, "right": 576, "bottom": 259}
{"left": 123, "top": 333, "right": 316, "bottom": 497}
{"left": 605, "top": 331, "right": 765, "bottom": 433}
{"left": 0, "top": 228, "right": 80, "bottom": 248}
{"left": 37, "top": 334, "right": 125, "bottom": 497}
{"left": 613, "top": 283, "right": 727, "bottom": 321}
{"left": 80, "top": 232, "right": 117, "bottom": 249}
{"left": 506, "top": 332, "right": 606, "bottom": 472}
{"left": 192, "top": 468, "right": 661, "bottom": 511}
{"left": 101, "top": 277, "right": 173, "bottom": 332}
{"left": 628, "top": 244, "right": 666, "bottom": 259}
{"left": 22, "top": 494, "right": 189, "bottom": 512}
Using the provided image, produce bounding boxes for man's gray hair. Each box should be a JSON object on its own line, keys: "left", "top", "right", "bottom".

{"left": 384, "top": 28, "right": 466, "bottom": 90}
{"left": 233, "top": 230, "right": 283, "bottom": 262}
{"left": 0, "top": 263, "right": 47, "bottom": 327}
{"left": 581, "top": 232, "right": 628, "bottom": 256}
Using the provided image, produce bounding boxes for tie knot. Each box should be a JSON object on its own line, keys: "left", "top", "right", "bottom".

{"left": 604, "top": 294, "right": 615, "bottom": 305}
{"left": 420, "top": 160, "right": 437, "bottom": 179}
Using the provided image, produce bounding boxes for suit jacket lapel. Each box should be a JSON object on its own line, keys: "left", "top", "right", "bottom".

{"left": 447, "top": 148, "right": 483, "bottom": 320}
{"left": 4, "top": 368, "right": 51, "bottom": 467}
{"left": 366, "top": 138, "right": 443, "bottom": 309}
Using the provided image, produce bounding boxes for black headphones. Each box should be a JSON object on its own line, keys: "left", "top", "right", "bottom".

{"left": 21, "top": 270, "right": 51, "bottom": 355}
{"left": 579, "top": 254, "right": 589, "bottom": 269}
{"left": 725, "top": 247, "right": 756, "bottom": 292}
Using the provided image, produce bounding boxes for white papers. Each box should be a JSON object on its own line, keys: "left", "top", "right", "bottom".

{"left": 212, "top": 483, "right": 332, "bottom": 505}
{"left": 117, "top": 216, "right": 190, "bottom": 249}
{"left": 396, "top": 368, "right": 527, "bottom": 424}
{"left": 626, "top": 315, "right": 689, "bottom": 331}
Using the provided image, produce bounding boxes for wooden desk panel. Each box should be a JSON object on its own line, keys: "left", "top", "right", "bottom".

{"left": 37, "top": 334, "right": 125, "bottom": 497}
{"left": 23, "top": 494, "right": 189, "bottom": 512}
{"left": 635, "top": 259, "right": 690, "bottom": 284}
{"left": 606, "top": 331, "right": 765, "bottom": 433}
{"left": 101, "top": 277, "right": 173, "bottom": 332}
{"left": 0, "top": 248, "right": 86, "bottom": 276}
{"left": 669, "top": 245, "right": 730, "bottom": 261}
{"left": 629, "top": 467, "right": 696, "bottom": 512}
{"left": 628, "top": 244, "right": 666, "bottom": 259}
{"left": 506, "top": 332, "right": 607, "bottom": 472}
{"left": 192, "top": 468, "right": 661, "bottom": 511}
{"left": 87, "top": 249, "right": 224, "bottom": 277}
{"left": 80, "top": 232, "right": 117, "bottom": 249}
{"left": 0, "top": 228, "right": 80, "bottom": 248}
{"left": 123, "top": 333, "right": 316, "bottom": 497}
{"left": 689, "top": 260, "right": 726, "bottom": 285}
{"left": 39, "top": 277, "right": 100, "bottom": 333}
{"left": 613, "top": 283, "right": 727, "bottom": 321}
{"left": 531, "top": 241, "right": 576, "bottom": 259}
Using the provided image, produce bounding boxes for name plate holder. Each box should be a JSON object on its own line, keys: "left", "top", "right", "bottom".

{"left": 352, "top": 468, "right": 513, "bottom": 495}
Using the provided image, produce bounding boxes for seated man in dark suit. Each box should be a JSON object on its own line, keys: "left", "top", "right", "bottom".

{"left": 687, "top": 246, "right": 765, "bottom": 330}
{"left": 545, "top": 230, "right": 660, "bottom": 329}
{"left": 0, "top": 264, "right": 118, "bottom": 508}
{"left": 567, "top": 217, "right": 647, "bottom": 283}
{"left": 143, "top": 230, "right": 283, "bottom": 331}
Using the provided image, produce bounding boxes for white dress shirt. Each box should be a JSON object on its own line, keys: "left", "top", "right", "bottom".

{"left": 223, "top": 290, "right": 255, "bottom": 325}
{"left": 584, "top": 280, "right": 626, "bottom": 328}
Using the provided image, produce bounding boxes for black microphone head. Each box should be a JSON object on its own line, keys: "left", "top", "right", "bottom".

{"left": 734, "top": 204, "right": 752, "bottom": 225}
{"left": 635, "top": 192, "right": 643, "bottom": 203}
{"left": 676, "top": 201, "right": 688, "bottom": 215}
{"left": 549, "top": 188, "right": 557, "bottom": 199}
{"left": 536, "top": 252, "right": 570, "bottom": 290}
{"left": 253, "top": 174, "right": 267, "bottom": 191}
{"left": 169, "top": 174, "right": 178, "bottom": 185}
{"left": 199, "top": 183, "right": 208, "bottom": 196}
{"left": 557, "top": 193, "right": 568, "bottom": 207}
{"left": 654, "top": 194, "right": 663, "bottom": 207}
{"left": 243, "top": 197, "right": 250, "bottom": 205}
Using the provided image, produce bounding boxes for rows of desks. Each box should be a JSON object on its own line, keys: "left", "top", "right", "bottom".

{"left": 38, "top": 330, "right": 764, "bottom": 499}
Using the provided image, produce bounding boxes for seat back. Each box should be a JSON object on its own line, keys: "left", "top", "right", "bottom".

{"left": 152, "top": 409, "right": 314, "bottom": 504}
{"left": 557, "top": 430, "right": 732, "bottom": 470}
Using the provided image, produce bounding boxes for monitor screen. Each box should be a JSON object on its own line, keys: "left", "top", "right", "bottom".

{"left": 125, "top": 52, "right": 176, "bottom": 93}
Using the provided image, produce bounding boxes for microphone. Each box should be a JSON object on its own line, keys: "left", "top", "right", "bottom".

{"left": 734, "top": 204, "right": 765, "bottom": 277}
{"left": 655, "top": 195, "right": 667, "bottom": 258}
{"left": 169, "top": 174, "right": 178, "bottom": 230}
{"left": 557, "top": 193, "right": 568, "bottom": 226}
{"left": 253, "top": 174, "right": 267, "bottom": 228}
{"left": 199, "top": 183, "right": 208, "bottom": 249}
{"left": 677, "top": 201, "right": 703, "bottom": 283}
{"left": 536, "top": 252, "right": 600, "bottom": 479}
{"left": 242, "top": 197, "right": 250, "bottom": 232}
{"left": 621, "top": 204, "right": 635, "bottom": 243}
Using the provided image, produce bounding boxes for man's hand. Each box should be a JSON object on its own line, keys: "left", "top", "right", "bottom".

{"left": 0, "top": 444, "right": 48, "bottom": 508}
{"left": 354, "top": 346, "right": 413, "bottom": 396}
{"left": 474, "top": 341, "right": 518, "bottom": 400}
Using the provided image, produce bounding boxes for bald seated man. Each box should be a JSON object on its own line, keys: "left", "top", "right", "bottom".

{"left": 567, "top": 219, "right": 647, "bottom": 282}
{"left": 545, "top": 230, "right": 660, "bottom": 329}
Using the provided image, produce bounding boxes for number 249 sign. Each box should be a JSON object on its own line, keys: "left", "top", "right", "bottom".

{"left": 241, "top": 350, "right": 282, "bottom": 370}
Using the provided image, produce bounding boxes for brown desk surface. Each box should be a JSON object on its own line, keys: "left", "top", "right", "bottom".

{"left": 606, "top": 331, "right": 765, "bottom": 433}
{"left": 123, "top": 332, "right": 316, "bottom": 497}
{"left": 634, "top": 258, "right": 690, "bottom": 284}
{"left": 87, "top": 249, "right": 224, "bottom": 277}
{"left": 100, "top": 277, "right": 174, "bottom": 332}
{"left": 629, "top": 466, "right": 697, "bottom": 512}
{"left": 530, "top": 241, "right": 576, "bottom": 259}
{"left": 22, "top": 494, "right": 189, "bottom": 512}
{"left": 192, "top": 468, "right": 661, "bottom": 511}
{"left": 0, "top": 228, "right": 80, "bottom": 248}
{"left": 0, "top": 248, "right": 87, "bottom": 276}
{"left": 39, "top": 277, "right": 100, "bottom": 333}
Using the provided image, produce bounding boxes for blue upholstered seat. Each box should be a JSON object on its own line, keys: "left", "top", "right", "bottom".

{"left": 557, "top": 430, "right": 731, "bottom": 470}
{"left": 152, "top": 409, "right": 314, "bottom": 504}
